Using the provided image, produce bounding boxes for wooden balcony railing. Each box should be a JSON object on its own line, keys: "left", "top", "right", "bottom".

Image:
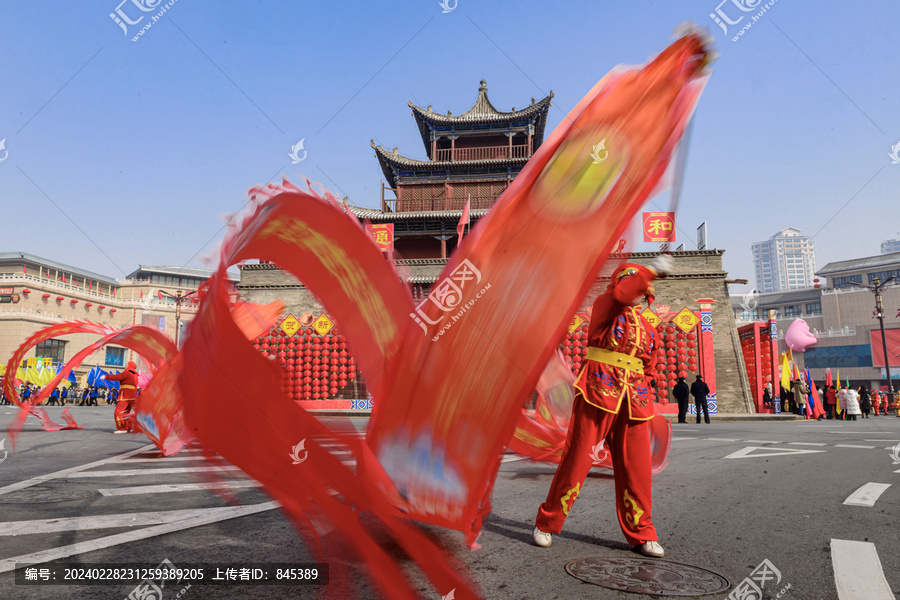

{"left": 382, "top": 195, "right": 497, "bottom": 213}
{"left": 434, "top": 145, "right": 528, "bottom": 162}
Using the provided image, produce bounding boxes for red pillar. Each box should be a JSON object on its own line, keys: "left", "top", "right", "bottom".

{"left": 697, "top": 298, "right": 717, "bottom": 414}
{"left": 768, "top": 309, "right": 781, "bottom": 413}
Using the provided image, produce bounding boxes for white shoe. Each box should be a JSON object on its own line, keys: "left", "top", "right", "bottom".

{"left": 532, "top": 527, "right": 552, "bottom": 547}
{"left": 639, "top": 540, "right": 665, "bottom": 558}
{"left": 113, "top": 430, "right": 128, "bottom": 434}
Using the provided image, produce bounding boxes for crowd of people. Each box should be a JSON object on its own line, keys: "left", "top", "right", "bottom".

{"left": 760, "top": 380, "right": 897, "bottom": 420}
{"left": 0, "top": 380, "right": 120, "bottom": 406}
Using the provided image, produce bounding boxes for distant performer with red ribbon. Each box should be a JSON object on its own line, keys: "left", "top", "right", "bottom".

{"left": 105, "top": 361, "right": 139, "bottom": 434}
{"left": 533, "top": 255, "right": 672, "bottom": 558}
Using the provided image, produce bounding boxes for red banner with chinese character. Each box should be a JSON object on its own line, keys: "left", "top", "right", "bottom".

{"left": 642, "top": 211, "right": 676, "bottom": 242}
{"left": 365, "top": 223, "right": 394, "bottom": 253}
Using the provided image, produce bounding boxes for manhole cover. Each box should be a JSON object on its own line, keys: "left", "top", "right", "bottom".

{"left": 0, "top": 486, "right": 98, "bottom": 504}
{"left": 565, "top": 556, "right": 730, "bottom": 596}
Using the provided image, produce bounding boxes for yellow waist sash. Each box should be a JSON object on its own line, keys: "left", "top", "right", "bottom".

{"left": 585, "top": 347, "right": 644, "bottom": 375}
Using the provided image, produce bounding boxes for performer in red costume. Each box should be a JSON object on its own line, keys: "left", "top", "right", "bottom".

{"left": 104, "top": 361, "right": 139, "bottom": 434}
{"left": 533, "top": 255, "right": 673, "bottom": 558}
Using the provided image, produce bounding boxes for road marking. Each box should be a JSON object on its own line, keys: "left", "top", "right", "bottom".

{"left": 65, "top": 466, "right": 243, "bottom": 478}
{"left": 0, "top": 444, "right": 154, "bottom": 497}
{"left": 788, "top": 442, "right": 827, "bottom": 446}
{"left": 835, "top": 444, "right": 876, "bottom": 449}
{"left": 723, "top": 446, "right": 827, "bottom": 460}
{"left": 501, "top": 455, "right": 531, "bottom": 463}
{"left": 864, "top": 439, "right": 900, "bottom": 443}
{"left": 671, "top": 437, "right": 697, "bottom": 440}
{"left": 744, "top": 440, "right": 782, "bottom": 444}
{"left": 0, "top": 501, "right": 278, "bottom": 574}
{"left": 98, "top": 481, "right": 260, "bottom": 496}
{"left": 843, "top": 483, "right": 892, "bottom": 507}
{"left": 0, "top": 505, "right": 271, "bottom": 536}
{"left": 831, "top": 539, "right": 895, "bottom": 600}
{"left": 704, "top": 438, "right": 739, "bottom": 442}
{"left": 120, "top": 455, "right": 208, "bottom": 464}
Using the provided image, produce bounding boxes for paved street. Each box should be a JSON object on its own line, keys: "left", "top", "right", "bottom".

{"left": 1, "top": 407, "right": 899, "bottom": 599}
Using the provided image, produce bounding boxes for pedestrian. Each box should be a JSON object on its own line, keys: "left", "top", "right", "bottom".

{"left": 89, "top": 386, "right": 99, "bottom": 406}
{"left": 673, "top": 377, "right": 690, "bottom": 423}
{"left": 881, "top": 391, "right": 890, "bottom": 415}
{"left": 48, "top": 387, "right": 60, "bottom": 406}
{"left": 792, "top": 378, "right": 808, "bottom": 418}
{"left": 825, "top": 385, "right": 836, "bottom": 420}
{"left": 80, "top": 387, "right": 89, "bottom": 406}
{"left": 22, "top": 384, "right": 33, "bottom": 404}
{"left": 858, "top": 385, "right": 871, "bottom": 419}
{"left": 872, "top": 390, "right": 881, "bottom": 416}
{"left": 690, "top": 374, "right": 711, "bottom": 424}
{"left": 104, "top": 361, "right": 139, "bottom": 433}
{"left": 60, "top": 386, "right": 68, "bottom": 405}
{"left": 842, "top": 388, "right": 861, "bottom": 421}
{"left": 532, "top": 256, "right": 672, "bottom": 558}
{"left": 762, "top": 383, "right": 772, "bottom": 409}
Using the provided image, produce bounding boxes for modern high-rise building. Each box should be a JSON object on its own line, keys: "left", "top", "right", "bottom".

{"left": 751, "top": 227, "right": 816, "bottom": 292}
{"left": 881, "top": 237, "right": 900, "bottom": 255}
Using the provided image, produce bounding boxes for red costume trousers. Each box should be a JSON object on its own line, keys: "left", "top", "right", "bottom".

{"left": 114, "top": 400, "right": 136, "bottom": 431}
{"left": 535, "top": 394, "right": 657, "bottom": 546}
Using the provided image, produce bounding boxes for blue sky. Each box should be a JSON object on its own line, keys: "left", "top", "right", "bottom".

{"left": 2, "top": 0, "right": 898, "bottom": 292}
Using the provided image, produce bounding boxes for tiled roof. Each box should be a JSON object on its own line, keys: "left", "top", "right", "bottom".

{"left": 407, "top": 80, "right": 553, "bottom": 157}
{"left": 371, "top": 141, "right": 527, "bottom": 187}
{"left": 0, "top": 251, "right": 120, "bottom": 286}
{"left": 347, "top": 206, "right": 491, "bottom": 221}
{"left": 816, "top": 251, "right": 900, "bottom": 276}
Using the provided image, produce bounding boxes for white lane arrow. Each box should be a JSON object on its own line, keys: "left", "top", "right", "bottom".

{"left": 723, "top": 446, "right": 827, "bottom": 460}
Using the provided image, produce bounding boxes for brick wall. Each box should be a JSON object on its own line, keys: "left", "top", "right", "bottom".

{"left": 237, "top": 250, "right": 753, "bottom": 412}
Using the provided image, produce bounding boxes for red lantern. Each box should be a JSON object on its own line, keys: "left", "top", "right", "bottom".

{"left": 330, "top": 387, "right": 338, "bottom": 396}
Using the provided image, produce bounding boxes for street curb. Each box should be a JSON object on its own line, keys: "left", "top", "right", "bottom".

{"left": 660, "top": 414, "right": 805, "bottom": 422}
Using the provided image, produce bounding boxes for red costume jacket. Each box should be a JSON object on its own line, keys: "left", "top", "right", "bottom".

{"left": 106, "top": 368, "right": 138, "bottom": 401}
{"left": 573, "top": 265, "right": 659, "bottom": 421}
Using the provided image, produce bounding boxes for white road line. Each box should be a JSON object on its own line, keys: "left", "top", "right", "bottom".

{"left": 501, "top": 455, "right": 531, "bottom": 463}
{"left": 788, "top": 442, "right": 827, "bottom": 446}
{"left": 835, "top": 444, "right": 877, "bottom": 449}
{"left": 671, "top": 437, "right": 697, "bottom": 440}
{"left": 831, "top": 539, "right": 895, "bottom": 599}
{"left": 744, "top": 440, "right": 782, "bottom": 444}
{"left": 0, "top": 505, "right": 271, "bottom": 536}
{"left": 65, "top": 466, "right": 244, "bottom": 478}
{"left": 0, "top": 502, "right": 279, "bottom": 574}
{"left": 865, "top": 439, "right": 900, "bottom": 443}
{"left": 704, "top": 438, "right": 739, "bottom": 442}
{"left": 0, "top": 445, "right": 155, "bottom": 497}
{"left": 119, "top": 455, "right": 209, "bottom": 464}
{"left": 843, "top": 483, "right": 892, "bottom": 507}
{"left": 98, "top": 481, "right": 260, "bottom": 496}
{"left": 723, "top": 446, "right": 827, "bottom": 460}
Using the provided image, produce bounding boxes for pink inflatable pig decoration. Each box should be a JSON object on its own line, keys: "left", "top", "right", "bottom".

{"left": 785, "top": 318, "right": 817, "bottom": 352}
